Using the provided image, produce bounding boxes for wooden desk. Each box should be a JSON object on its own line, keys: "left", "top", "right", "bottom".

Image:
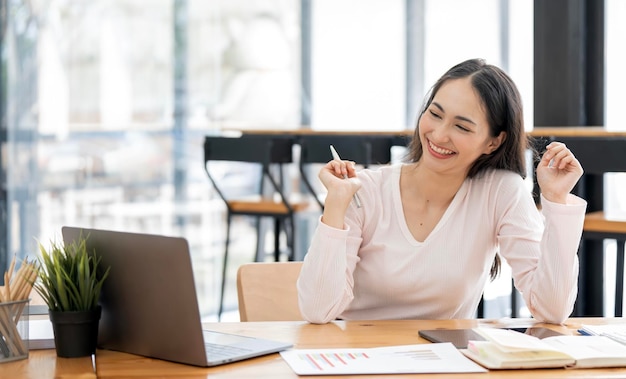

{"left": 1, "top": 350, "right": 95, "bottom": 379}
{"left": 9, "top": 318, "right": 626, "bottom": 378}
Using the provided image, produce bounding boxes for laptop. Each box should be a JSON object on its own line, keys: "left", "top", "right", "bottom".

{"left": 61, "top": 226, "right": 292, "bottom": 367}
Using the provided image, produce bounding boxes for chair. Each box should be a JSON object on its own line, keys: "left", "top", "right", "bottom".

{"left": 298, "top": 135, "right": 395, "bottom": 209}
{"left": 204, "top": 135, "right": 308, "bottom": 320}
{"left": 236, "top": 262, "right": 304, "bottom": 321}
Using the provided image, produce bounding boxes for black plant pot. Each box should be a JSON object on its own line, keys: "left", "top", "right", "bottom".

{"left": 49, "top": 306, "right": 101, "bottom": 358}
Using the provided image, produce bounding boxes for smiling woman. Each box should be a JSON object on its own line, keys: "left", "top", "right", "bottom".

{"left": 297, "top": 58, "right": 587, "bottom": 325}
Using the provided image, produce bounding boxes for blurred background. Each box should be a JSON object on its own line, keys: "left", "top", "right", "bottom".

{"left": 1, "top": 0, "right": 625, "bottom": 321}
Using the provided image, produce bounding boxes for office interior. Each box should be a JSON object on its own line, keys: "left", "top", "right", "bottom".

{"left": 1, "top": 0, "right": 625, "bottom": 322}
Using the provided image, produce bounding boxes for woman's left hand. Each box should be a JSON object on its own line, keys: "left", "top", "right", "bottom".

{"left": 536, "top": 141, "right": 584, "bottom": 204}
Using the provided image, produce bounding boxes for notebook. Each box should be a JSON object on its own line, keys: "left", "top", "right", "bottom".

{"left": 61, "top": 226, "right": 292, "bottom": 367}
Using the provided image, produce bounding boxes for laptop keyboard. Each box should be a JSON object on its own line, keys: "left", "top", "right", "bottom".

{"left": 204, "top": 342, "right": 253, "bottom": 359}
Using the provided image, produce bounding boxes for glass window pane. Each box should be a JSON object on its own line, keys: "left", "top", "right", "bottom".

{"left": 203, "top": 0, "right": 301, "bottom": 129}
{"left": 423, "top": 0, "right": 501, "bottom": 85}
{"left": 312, "top": 0, "right": 406, "bottom": 131}
{"left": 606, "top": 0, "right": 626, "bottom": 132}
{"left": 423, "top": 0, "right": 533, "bottom": 129}
{"left": 604, "top": 0, "right": 626, "bottom": 317}
{"left": 4, "top": 0, "right": 299, "bottom": 320}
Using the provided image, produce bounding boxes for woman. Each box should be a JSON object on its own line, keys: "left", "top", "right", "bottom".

{"left": 297, "top": 58, "right": 586, "bottom": 324}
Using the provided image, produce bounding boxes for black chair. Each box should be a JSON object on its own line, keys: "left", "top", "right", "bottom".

{"left": 204, "top": 134, "right": 308, "bottom": 319}
{"left": 297, "top": 134, "right": 395, "bottom": 210}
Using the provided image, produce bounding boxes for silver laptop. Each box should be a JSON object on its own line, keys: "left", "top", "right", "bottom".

{"left": 61, "top": 226, "right": 292, "bottom": 367}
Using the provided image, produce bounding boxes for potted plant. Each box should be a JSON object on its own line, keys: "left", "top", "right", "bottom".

{"left": 33, "top": 235, "right": 110, "bottom": 358}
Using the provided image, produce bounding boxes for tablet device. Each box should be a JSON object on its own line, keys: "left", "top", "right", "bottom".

{"left": 418, "top": 327, "right": 563, "bottom": 349}
{"left": 418, "top": 329, "right": 485, "bottom": 349}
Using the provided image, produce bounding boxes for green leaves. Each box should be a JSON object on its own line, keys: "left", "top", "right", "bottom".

{"left": 33, "top": 235, "right": 110, "bottom": 312}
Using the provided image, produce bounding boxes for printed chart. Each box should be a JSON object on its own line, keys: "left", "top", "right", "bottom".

{"left": 280, "top": 343, "right": 486, "bottom": 375}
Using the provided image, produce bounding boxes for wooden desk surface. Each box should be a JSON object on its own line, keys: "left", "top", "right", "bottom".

{"left": 2, "top": 351, "right": 95, "bottom": 379}
{"left": 9, "top": 318, "right": 626, "bottom": 378}
{"left": 528, "top": 126, "right": 626, "bottom": 137}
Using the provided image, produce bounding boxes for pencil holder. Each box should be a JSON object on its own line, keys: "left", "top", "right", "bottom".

{"left": 0, "top": 299, "right": 29, "bottom": 363}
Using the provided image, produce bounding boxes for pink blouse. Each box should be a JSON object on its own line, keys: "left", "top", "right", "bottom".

{"left": 297, "top": 164, "right": 587, "bottom": 324}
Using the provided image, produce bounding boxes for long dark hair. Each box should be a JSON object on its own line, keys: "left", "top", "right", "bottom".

{"left": 407, "top": 58, "right": 528, "bottom": 179}
{"left": 406, "top": 59, "right": 530, "bottom": 280}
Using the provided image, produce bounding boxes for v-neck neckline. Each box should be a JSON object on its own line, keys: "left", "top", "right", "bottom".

{"left": 392, "top": 164, "right": 469, "bottom": 245}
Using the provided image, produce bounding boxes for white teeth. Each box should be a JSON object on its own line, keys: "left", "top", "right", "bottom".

{"left": 429, "top": 141, "right": 454, "bottom": 155}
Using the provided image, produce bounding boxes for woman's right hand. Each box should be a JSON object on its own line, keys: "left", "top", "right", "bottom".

{"left": 318, "top": 159, "right": 361, "bottom": 228}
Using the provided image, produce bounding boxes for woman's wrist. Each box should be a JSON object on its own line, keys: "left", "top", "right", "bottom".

{"left": 321, "top": 195, "right": 351, "bottom": 229}
{"left": 541, "top": 191, "right": 568, "bottom": 204}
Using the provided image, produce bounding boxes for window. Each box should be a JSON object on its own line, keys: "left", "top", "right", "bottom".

{"left": 2, "top": 0, "right": 535, "bottom": 320}
{"left": 2, "top": 0, "right": 300, "bottom": 320}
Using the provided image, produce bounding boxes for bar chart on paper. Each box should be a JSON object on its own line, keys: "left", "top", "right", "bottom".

{"left": 303, "top": 351, "right": 371, "bottom": 371}
{"left": 280, "top": 343, "right": 487, "bottom": 375}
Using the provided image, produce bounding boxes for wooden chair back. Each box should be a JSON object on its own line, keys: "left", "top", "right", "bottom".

{"left": 236, "top": 262, "right": 303, "bottom": 321}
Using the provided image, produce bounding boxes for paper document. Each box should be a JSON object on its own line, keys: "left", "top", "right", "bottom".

{"left": 280, "top": 343, "right": 486, "bottom": 375}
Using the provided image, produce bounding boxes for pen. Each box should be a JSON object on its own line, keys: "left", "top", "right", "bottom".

{"left": 330, "top": 145, "right": 362, "bottom": 208}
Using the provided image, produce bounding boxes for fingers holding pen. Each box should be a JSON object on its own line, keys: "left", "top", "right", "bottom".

{"left": 328, "top": 159, "right": 358, "bottom": 179}
{"left": 320, "top": 159, "right": 363, "bottom": 216}
{"left": 319, "top": 159, "right": 361, "bottom": 198}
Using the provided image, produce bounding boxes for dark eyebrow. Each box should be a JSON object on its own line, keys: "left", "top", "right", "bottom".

{"left": 431, "top": 101, "right": 477, "bottom": 125}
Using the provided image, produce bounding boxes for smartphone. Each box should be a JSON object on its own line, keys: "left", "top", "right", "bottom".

{"left": 418, "top": 327, "right": 563, "bottom": 349}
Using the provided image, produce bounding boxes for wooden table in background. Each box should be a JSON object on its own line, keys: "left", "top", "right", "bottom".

{"left": 225, "top": 126, "right": 626, "bottom": 316}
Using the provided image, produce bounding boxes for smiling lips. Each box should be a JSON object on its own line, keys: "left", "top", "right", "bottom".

{"left": 428, "top": 139, "right": 455, "bottom": 156}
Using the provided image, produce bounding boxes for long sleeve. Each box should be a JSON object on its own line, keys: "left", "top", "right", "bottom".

{"left": 501, "top": 193, "right": 586, "bottom": 323}
{"left": 296, "top": 220, "right": 360, "bottom": 324}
